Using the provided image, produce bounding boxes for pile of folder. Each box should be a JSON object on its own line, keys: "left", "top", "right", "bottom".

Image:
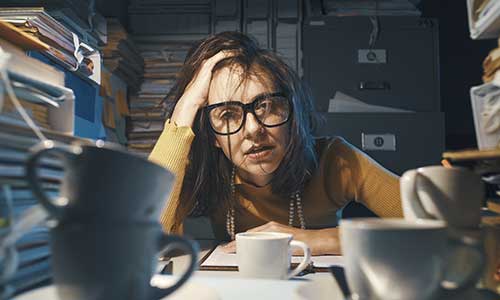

{"left": 103, "top": 19, "right": 143, "bottom": 93}
{"left": 483, "top": 39, "right": 500, "bottom": 84}
{"left": 0, "top": 7, "right": 100, "bottom": 84}
{"left": 0, "top": 0, "right": 107, "bottom": 46}
{"left": 100, "top": 67, "right": 129, "bottom": 146}
{"left": 0, "top": 21, "right": 74, "bottom": 135}
{"left": 0, "top": 121, "right": 68, "bottom": 297}
{"left": 467, "top": 0, "right": 500, "bottom": 39}
{"left": 0, "top": 20, "right": 77, "bottom": 297}
{"left": 125, "top": 40, "right": 191, "bottom": 156}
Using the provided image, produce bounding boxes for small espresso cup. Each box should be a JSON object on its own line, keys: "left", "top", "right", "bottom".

{"left": 340, "top": 218, "right": 485, "bottom": 300}
{"left": 236, "top": 232, "right": 311, "bottom": 280}
{"left": 50, "top": 222, "right": 198, "bottom": 300}
{"left": 400, "top": 166, "right": 484, "bottom": 228}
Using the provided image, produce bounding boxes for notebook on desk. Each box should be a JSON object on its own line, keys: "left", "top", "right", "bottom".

{"left": 199, "top": 244, "right": 344, "bottom": 272}
{"left": 183, "top": 217, "right": 345, "bottom": 272}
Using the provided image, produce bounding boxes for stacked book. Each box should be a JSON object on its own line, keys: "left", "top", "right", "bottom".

{"left": 0, "top": 21, "right": 75, "bottom": 136}
{"left": 0, "top": 7, "right": 101, "bottom": 84}
{"left": 103, "top": 19, "right": 144, "bottom": 93}
{"left": 482, "top": 39, "right": 500, "bottom": 84}
{"left": 0, "top": 20, "right": 77, "bottom": 297}
{"left": 126, "top": 41, "right": 192, "bottom": 157}
{"left": 0, "top": 0, "right": 107, "bottom": 46}
{"left": 0, "top": 119, "right": 75, "bottom": 297}
{"left": 468, "top": 0, "right": 500, "bottom": 39}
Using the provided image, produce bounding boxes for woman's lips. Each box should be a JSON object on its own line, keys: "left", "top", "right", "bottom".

{"left": 245, "top": 148, "right": 273, "bottom": 161}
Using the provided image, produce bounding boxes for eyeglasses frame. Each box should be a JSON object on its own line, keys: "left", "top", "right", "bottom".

{"left": 204, "top": 92, "right": 292, "bottom": 135}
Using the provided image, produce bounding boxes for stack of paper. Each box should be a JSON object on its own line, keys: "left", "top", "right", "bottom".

{"left": 482, "top": 42, "right": 500, "bottom": 85}
{"left": 125, "top": 39, "right": 192, "bottom": 156}
{"left": 0, "top": 129, "right": 64, "bottom": 297}
{"left": 100, "top": 68, "right": 129, "bottom": 146}
{"left": 0, "top": 7, "right": 100, "bottom": 84}
{"left": 103, "top": 19, "right": 144, "bottom": 93}
{"left": 0, "top": 26, "right": 75, "bottom": 135}
{"left": 328, "top": 91, "right": 414, "bottom": 113}
{"left": 0, "top": 0, "right": 106, "bottom": 46}
{"left": 467, "top": 0, "right": 500, "bottom": 39}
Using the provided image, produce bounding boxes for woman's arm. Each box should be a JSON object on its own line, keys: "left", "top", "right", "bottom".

{"left": 220, "top": 221, "right": 341, "bottom": 255}
{"left": 148, "top": 121, "right": 195, "bottom": 233}
{"left": 324, "top": 138, "right": 403, "bottom": 218}
{"left": 149, "top": 50, "right": 235, "bottom": 233}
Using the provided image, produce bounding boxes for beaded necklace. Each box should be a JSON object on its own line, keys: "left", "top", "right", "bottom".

{"left": 225, "top": 167, "right": 305, "bottom": 240}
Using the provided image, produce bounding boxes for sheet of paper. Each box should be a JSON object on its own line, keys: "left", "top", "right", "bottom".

{"left": 328, "top": 91, "right": 414, "bottom": 113}
{"left": 201, "top": 245, "right": 344, "bottom": 268}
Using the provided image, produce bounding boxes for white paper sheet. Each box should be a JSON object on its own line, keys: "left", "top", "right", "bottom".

{"left": 201, "top": 245, "right": 344, "bottom": 268}
{"left": 328, "top": 91, "right": 414, "bottom": 113}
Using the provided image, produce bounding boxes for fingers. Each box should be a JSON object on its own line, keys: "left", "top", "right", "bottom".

{"left": 194, "top": 50, "right": 234, "bottom": 82}
{"left": 247, "top": 221, "right": 291, "bottom": 234}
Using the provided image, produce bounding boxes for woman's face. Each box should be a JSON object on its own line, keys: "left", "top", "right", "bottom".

{"left": 207, "top": 66, "right": 290, "bottom": 186}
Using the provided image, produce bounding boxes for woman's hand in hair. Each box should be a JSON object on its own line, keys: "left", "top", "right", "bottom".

{"left": 220, "top": 221, "right": 341, "bottom": 256}
{"left": 171, "top": 50, "right": 235, "bottom": 128}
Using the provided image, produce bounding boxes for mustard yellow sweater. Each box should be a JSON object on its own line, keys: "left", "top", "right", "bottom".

{"left": 149, "top": 120, "right": 403, "bottom": 236}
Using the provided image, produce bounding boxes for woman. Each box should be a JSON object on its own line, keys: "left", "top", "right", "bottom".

{"left": 149, "top": 31, "right": 402, "bottom": 255}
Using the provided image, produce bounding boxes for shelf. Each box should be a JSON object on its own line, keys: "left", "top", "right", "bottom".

{"left": 443, "top": 148, "right": 500, "bottom": 162}
{"left": 442, "top": 148, "right": 500, "bottom": 175}
{"left": 467, "top": 0, "right": 500, "bottom": 39}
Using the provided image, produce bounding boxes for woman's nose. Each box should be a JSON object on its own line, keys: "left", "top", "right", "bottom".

{"left": 243, "top": 112, "right": 264, "bottom": 137}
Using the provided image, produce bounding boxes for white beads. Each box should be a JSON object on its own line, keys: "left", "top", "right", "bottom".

{"left": 226, "top": 167, "right": 306, "bottom": 240}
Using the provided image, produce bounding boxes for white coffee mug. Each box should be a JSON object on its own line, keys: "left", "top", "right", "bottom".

{"left": 400, "top": 166, "right": 484, "bottom": 229}
{"left": 236, "top": 232, "right": 311, "bottom": 280}
{"left": 340, "top": 218, "right": 484, "bottom": 300}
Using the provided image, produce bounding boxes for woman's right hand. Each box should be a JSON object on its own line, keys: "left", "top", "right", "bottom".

{"left": 170, "top": 50, "right": 234, "bottom": 128}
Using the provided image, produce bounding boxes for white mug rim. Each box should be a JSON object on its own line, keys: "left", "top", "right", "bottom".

{"left": 236, "top": 231, "right": 292, "bottom": 240}
{"left": 415, "top": 165, "right": 472, "bottom": 175}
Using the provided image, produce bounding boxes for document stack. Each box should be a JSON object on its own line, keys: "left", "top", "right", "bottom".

{"left": 467, "top": 0, "right": 500, "bottom": 39}
{"left": 103, "top": 18, "right": 143, "bottom": 93}
{"left": 0, "top": 7, "right": 101, "bottom": 84}
{"left": 126, "top": 39, "right": 191, "bottom": 157}
{"left": 0, "top": 20, "right": 75, "bottom": 298}
{"left": 468, "top": 0, "right": 500, "bottom": 150}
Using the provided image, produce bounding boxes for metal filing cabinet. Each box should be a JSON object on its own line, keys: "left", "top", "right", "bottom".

{"left": 303, "top": 16, "right": 440, "bottom": 112}
{"left": 303, "top": 16, "right": 444, "bottom": 174}
{"left": 315, "top": 112, "right": 445, "bottom": 175}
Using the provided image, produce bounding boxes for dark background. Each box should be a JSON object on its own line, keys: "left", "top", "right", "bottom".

{"left": 96, "top": 0, "right": 496, "bottom": 151}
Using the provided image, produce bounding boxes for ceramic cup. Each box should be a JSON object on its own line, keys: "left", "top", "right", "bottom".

{"left": 400, "top": 166, "right": 484, "bottom": 229}
{"left": 236, "top": 232, "right": 311, "bottom": 280}
{"left": 340, "top": 218, "right": 484, "bottom": 300}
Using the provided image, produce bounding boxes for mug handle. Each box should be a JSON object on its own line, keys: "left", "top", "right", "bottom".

{"left": 287, "top": 240, "right": 311, "bottom": 279}
{"left": 401, "top": 170, "right": 434, "bottom": 220}
{"left": 440, "top": 234, "right": 485, "bottom": 292}
{"left": 25, "top": 140, "right": 81, "bottom": 220}
{"left": 149, "top": 234, "right": 199, "bottom": 299}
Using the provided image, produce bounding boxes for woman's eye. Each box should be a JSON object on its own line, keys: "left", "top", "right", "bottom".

{"left": 219, "top": 109, "right": 239, "bottom": 120}
{"left": 256, "top": 100, "right": 273, "bottom": 113}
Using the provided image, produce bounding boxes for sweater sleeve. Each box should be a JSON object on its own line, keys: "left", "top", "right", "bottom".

{"left": 324, "top": 138, "right": 403, "bottom": 218}
{"left": 148, "top": 119, "right": 195, "bottom": 233}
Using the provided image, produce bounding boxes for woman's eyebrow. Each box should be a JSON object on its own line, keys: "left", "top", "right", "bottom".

{"left": 247, "top": 91, "right": 280, "bottom": 103}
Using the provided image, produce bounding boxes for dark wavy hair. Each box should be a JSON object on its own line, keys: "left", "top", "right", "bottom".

{"left": 166, "top": 31, "right": 319, "bottom": 232}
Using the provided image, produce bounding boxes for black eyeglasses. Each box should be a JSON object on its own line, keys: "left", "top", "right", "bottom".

{"left": 205, "top": 92, "right": 292, "bottom": 135}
